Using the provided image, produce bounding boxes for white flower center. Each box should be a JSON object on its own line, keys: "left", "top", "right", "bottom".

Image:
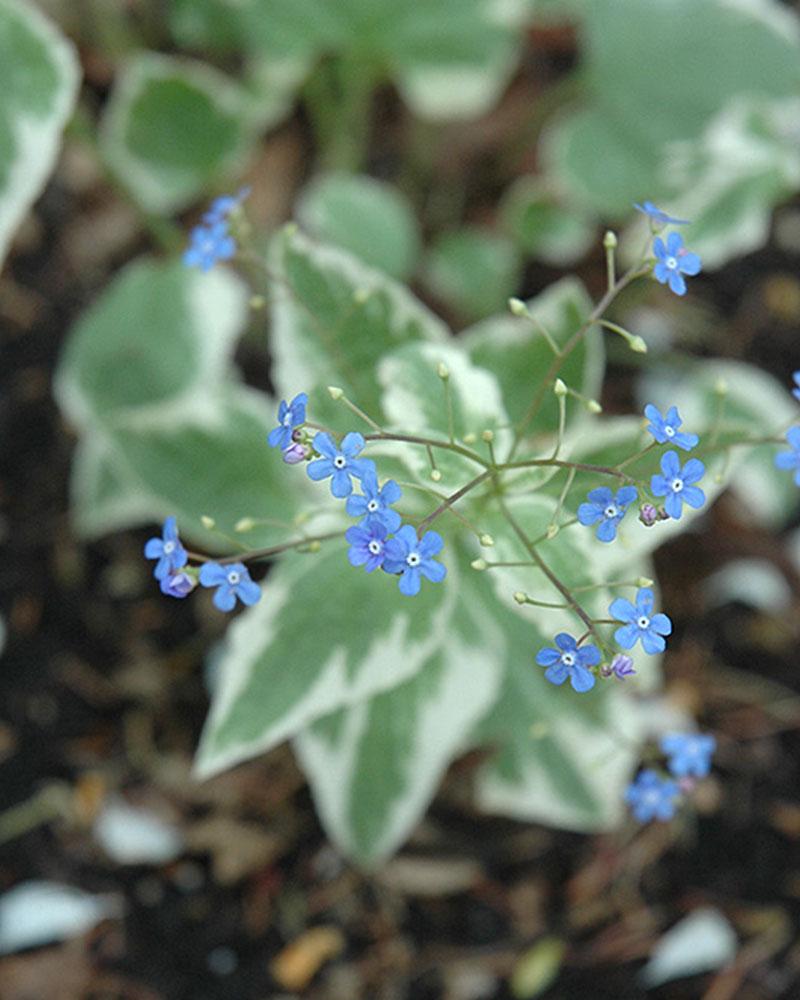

{"left": 283, "top": 412, "right": 293, "bottom": 426}
{"left": 644, "top": 789, "right": 661, "bottom": 806}
{"left": 367, "top": 499, "right": 379, "bottom": 512}
{"left": 406, "top": 552, "right": 421, "bottom": 567}
{"left": 665, "top": 425, "right": 675, "bottom": 437}
{"left": 671, "top": 477, "right": 684, "bottom": 493}
{"left": 637, "top": 616, "right": 650, "bottom": 630}
{"left": 665, "top": 255, "right": 678, "bottom": 270}
{"left": 561, "top": 652, "right": 575, "bottom": 667}
{"left": 227, "top": 570, "right": 240, "bottom": 585}
{"left": 604, "top": 504, "right": 619, "bottom": 519}
{"left": 333, "top": 455, "right": 346, "bottom": 469}
{"left": 368, "top": 540, "right": 382, "bottom": 555}
{"left": 163, "top": 541, "right": 175, "bottom": 554}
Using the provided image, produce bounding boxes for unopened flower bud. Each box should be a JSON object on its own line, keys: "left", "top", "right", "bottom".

{"left": 249, "top": 295, "right": 266, "bottom": 310}
{"left": 160, "top": 571, "right": 196, "bottom": 599}
{"left": 327, "top": 385, "right": 344, "bottom": 400}
{"left": 603, "top": 230, "right": 618, "bottom": 250}
{"left": 610, "top": 653, "right": 636, "bottom": 679}
{"left": 437, "top": 362, "right": 450, "bottom": 380}
{"left": 462, "top": 432, "right": 477, "bottom": 444}
{"left": 586, "top": 399, "right": 602, "bottom": 414}
{"left": 201, "top": 515, "right": 216, "bottom": 530}
{"left": 479, "top": 533, "right": 494, "bottom": 547}
{"left": 471, "top": 558, "right": 487, "bottom": 571}
{"left": 307, "top": 540, "right": 321, "bottom": 553}
{"left": 553, "top": 378, "right": 568, "bottom": 397}
{"left": 283, "top": 442, "right": 309, "bottom": 465}
{"left": 481, "top": 429, "right": 494, "bottom": 442}
{"left": 508, "top": 297, "right": 527, "bottom": 317}
{"left": 430, "top": 469, "right": 442, "bottom": 482}
{"left": 513, "top": 591, "right": 527, "bottom": 605}
{"left": 353, "top": 287, "right": 369, "bottom": 304}
{"left": 629, "top": 335, "right": 648, "bottom": 354}
{"left": 636, "top": 576, "right": 654, "bottom": 588}
{"left": 291, "top": 427, "right": 304, "bottom": 442}
{"left": 235, "top": 517, "right": 255, "bottom": 533}
{"left": 639, "top": 503, "right": 658, "bottom": 526}
{"left": 546, "top": 524, "right": 559, "bottom": 539}
{"left": 714, "top": 377, "right": 728, "bottom": 396}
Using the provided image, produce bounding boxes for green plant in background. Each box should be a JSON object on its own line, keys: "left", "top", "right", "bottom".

{"left": 4, "top": 0, "right": 800, "bottom": 867}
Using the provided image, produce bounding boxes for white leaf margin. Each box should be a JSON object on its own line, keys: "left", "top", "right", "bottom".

{"left": 99, "top": 52, "right": 254, "bottom": 214}
{"left": 54, "top": 257, "right": 250, "bottom": 433}
{"left": 294, "top": 598, "right": 505, "bottom": 865}
{"left": 0, "top": 0, "right": 80, "bottom": 270}
{"left": 193, "top": 555, "right": 461, "bottom": 780}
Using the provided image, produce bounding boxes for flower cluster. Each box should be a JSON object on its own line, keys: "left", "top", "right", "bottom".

{"left": 144, "top": 517, "right": 261, "bottom": 612}
{"left": 271, "top": 396, "right": 447, "bottom": 596}
{"left": 535, "top": 587, "right": 672, "bottom": 692}
{"left": 183, "top": 188, "right": 249, "bottom": 272}
{"left": 635, "top": 202, "right": 702, "bottom": 296}
{"left": 578, "top": 404, "right": 705, "bottom": 542}
{"left": 626, "top": 732, "right": 716, "bottom": 822}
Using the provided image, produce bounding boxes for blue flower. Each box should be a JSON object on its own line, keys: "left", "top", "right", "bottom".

{"left": 609, "top": 587, "right": 673, "bottom": 654}
{"left": 652, "top": 231, "right": 702, "bottom": 296}
{"left": 535, "top": 633, "right": 600, "bottom": 693}
{"left": 345, "top": 520, "right": 389, "bottom": 573}
{"left": 792, "top": 372, "right": 800, "bottom": 403}
{"left": 660, "top": 732, "right": 716, "bottom": 778}
{"left": 183, "top": 221, "right": 236, "bottom": 272}
{"left": 345, "top": 469, "right": 402, "bottom": 532}
{"left": 306, "top": 432, "right": 374, "bottom": 498}
{"left": 203, "top": 186, "right": 250, "bottom": 224}
{"left": 198, "top": 562, "right": 261, "bottom": 612}
{"left": 144, "top": 517, "right": 188, "bottom": 581}
{"left": 268, "top": 392, "right": 308, "bottom": 450}
{"left": 625, "top": 769, "right": 680, "bottom": 823}
{"left": 160, "top": 571, "right": 196, "bottom": 598}
{"left": 651, "top": 451, "right": 705, "bottom": 519}
{"left": 383, "top": 524, "right": 446, "bottom": 596}
{"left": 644, "top": 403, "right": 698, "bottom": 451}
{"left": 634, "top": 201, "right": 690, "bottom": 226}
{"left": 774, "top": 427, "right": 800, "bottom": 486}
{"left": 577, "top": 485, "right": 638, "bottom": 542}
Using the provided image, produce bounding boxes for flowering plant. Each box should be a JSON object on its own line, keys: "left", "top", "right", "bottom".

{"left": 55, "top": 190, "right": 800, "bottom": 865}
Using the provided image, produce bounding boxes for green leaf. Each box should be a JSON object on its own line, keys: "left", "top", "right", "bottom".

{"left": 296, "top": 173, "right": 421, "bottom": 281}
{"left": 656, "top": 97, "right": 800, "bottom": 269}
{"left": 100, "top": 53, "right": 254, "bottom": 213}
{"left": 233, "top": 0, "right": 527, "bottom": 120}
{"left": 378, "top": 340, "right": 507, "bottom": 490}
{"left": 546, "top": 0, "right": 800, "bottom": 218}
{"left": 461, "top": 277, "right": 602, "bottom": 433}
{"left": 294, "top": 567, "right": 503, "bottom": 866}
{"left": 0, "top": 0, "right": 80, "bottom": 269}
{"left": 500, "top": 177, "right": 595, "bottom": 266}
{"left": 270, "top": 226, "right": 447, "bottom": 418}
{"left": 55, "top": 257, "right": 248, "bottom": 430}
{"left": 422, "top": 227, "right": 523, "bottom": 322}
{"left": 69, "top": 385, "right": 316, "bottom": 552}
{"left": 195, "top": 542, "right": 459, "bottom": 779}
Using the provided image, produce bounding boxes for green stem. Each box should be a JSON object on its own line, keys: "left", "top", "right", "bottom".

{"left": 363, "top": 431, "right": 489, "bottom": 468}
{"left": 417, "top": 471, "right": 492, "bottom": 533}
{"left": 186, "top": 530, "right": 346, "bottom": 566}
{"left": 506, "top": 263, "right": 649, "bottom": 461}
{"left": 497, "top": 498, "right": 599, "bottom": 642}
